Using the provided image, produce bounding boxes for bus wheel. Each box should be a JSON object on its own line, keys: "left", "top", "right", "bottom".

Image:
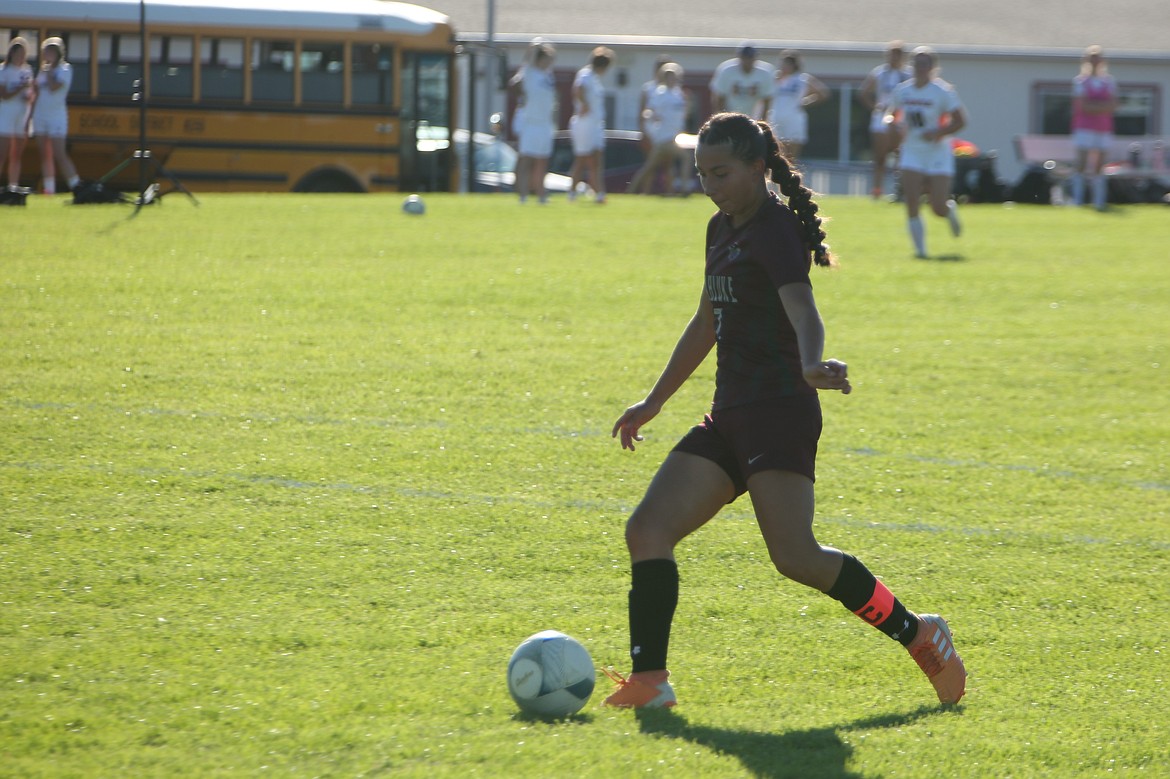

{"left": 294, "top": 170, "right": 365, "bottom": 193}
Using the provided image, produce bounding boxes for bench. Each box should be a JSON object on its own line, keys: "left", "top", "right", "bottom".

{"left": 1014, "top": 134, "right": 1169, "bottom": 181}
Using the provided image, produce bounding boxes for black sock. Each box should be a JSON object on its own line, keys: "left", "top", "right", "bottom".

{"left": 827, "top": 554, "right": 919, "bottom": 646}
{"left": 628, "top": 558, "right": 679, "bottom": 672}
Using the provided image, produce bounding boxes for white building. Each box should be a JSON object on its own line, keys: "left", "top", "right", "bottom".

{"left": 436, "top": 0, "right": 1169, "bottom": 185}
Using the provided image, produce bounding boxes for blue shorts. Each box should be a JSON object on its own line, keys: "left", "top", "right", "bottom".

{"left": 672, "top": 394, "right": 822, "bottom": 499}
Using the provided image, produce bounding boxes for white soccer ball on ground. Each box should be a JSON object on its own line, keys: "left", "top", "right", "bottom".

{"left": 402, "top": 194, "right": 425, "bottom": 215}
{"left": 507, "top": 630, "right": 595, "bottom": 717}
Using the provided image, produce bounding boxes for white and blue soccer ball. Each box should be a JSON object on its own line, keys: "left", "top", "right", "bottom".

{"left": 507, "top": 630, "right": 595, "bottom": 717}
{"left": 402, "top": 194, "right": 425, "bottom": 215}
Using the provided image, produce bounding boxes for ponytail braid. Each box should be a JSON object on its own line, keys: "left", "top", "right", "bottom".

{"left": 757, "top": 121, "right": 836, "bottom": 267}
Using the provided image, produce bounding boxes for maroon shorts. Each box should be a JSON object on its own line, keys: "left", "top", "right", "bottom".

{"left": 672, "top": 394, "right": 822, "bottom": 498}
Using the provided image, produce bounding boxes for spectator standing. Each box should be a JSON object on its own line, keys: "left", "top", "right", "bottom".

{"left": 1069, "top": 45, "right": 1118, "bottom": 211}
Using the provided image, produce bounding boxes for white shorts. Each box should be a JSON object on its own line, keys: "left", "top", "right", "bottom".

{"left": 570, "top": 114, "right": 604, "bottom": 155}
{"left": 770, "top": 112, "right": 808, "bottom": 145}
{"left": 870, "top": 110, "right": 895, "bottom": 134}
{"left": 516, "top": 121, "right": 554, "bottom": 158}
{"left": 0, "top": 99, "right": 30, "bottom": 136}
{"left": 899, "top": 142, "right": 955, "bottom": 177}
{"left": 33, "top": 110, "right": 68, "bottom": 138}
{"left": 1073, "top": 129, "right": 1112, "bottom": 151}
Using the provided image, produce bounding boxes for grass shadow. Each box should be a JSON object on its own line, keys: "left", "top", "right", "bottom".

{"left": 916, "top": 252, "right": 965, "bottom": 262}
{"left": 635, "top": 704, "right": 946, "bottom": 778}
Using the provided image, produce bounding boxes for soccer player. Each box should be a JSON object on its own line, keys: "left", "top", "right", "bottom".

{"left": 766, "top": 50, "right": 830, "bottom": 161}
{"left": 568, "top": 47, "right": 613, "bottom": 204}
{"left": 629, "top": 63, "right": 690, "bottom": 195}
{"left": 709, "top": 43, "right": 775, "bottom": 120}
{"left": 1069, "top": 45, "right": 1118, "bottom": 211}
{"left": 33, "top": 37, "right": 82, "bottom": 196}
{"left": 886, "top": 47, "right": 967, "bottom": 259}
{"left": 602, "top": 111, "right": 967, "bottom": 709}
{"left": 508, "top": 42, "right": 557, "bottom": 204}
{"left": 0, "top": 37, "right": 35, "bottom": 198}
{"left": 858, "top": 42, "right": 913, "bottom": 198}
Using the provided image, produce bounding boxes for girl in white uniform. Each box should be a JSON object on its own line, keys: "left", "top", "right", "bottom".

{"left": 34, "top": 38, "right": 82, "bottom": 195}
{"left": 568, "top": 47, "right": 613, "bottom": 203}
{"left": 629, "top": 63, "right": 690, "bottom": 194}
{"left": 508, "top": 42, "right": 557, "bottom": 204}
{"left": 766, "top": 50, "right": 829, "bottom": 161}
{"left": 887, "top": 48, "right": 967, "bottom": 259}
{"left": 0, "top": 37, "right": 35, "bottom": 195}
{"left": 858, "top": 42, "right": 912, "bottom": 198}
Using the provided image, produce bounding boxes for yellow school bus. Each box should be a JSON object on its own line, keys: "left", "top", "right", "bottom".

{"left": 5, "top": 0, "right": 458, "bottom": 192}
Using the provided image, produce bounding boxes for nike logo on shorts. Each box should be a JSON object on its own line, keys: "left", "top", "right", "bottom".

{"left": 747, "top": 453, "right": 766, "bottom": 465}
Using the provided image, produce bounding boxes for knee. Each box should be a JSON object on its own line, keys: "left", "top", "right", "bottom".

{"left": 624, "top": 510, "right": 674, "bottom": 559}
{"left": 769, "top": 545, "right": 834, "bottom": 590}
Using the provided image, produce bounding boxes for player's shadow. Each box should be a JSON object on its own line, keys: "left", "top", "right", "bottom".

{"left": 915, "top": 252, "right": 965, "bottom": 262}
{"left": 636, "top": 704, "right": 944, "bottom": 778}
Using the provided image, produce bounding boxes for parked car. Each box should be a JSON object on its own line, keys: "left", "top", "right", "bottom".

{"left": 415, "top": 125, "right": 572, "bottom": 193}
{"left": 549, "top": 129, "right": 699, "bottom": 195}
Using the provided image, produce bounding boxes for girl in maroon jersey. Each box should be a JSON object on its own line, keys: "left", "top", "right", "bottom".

{"left": 602, "top": 112, "right": 966, "bottom": 709}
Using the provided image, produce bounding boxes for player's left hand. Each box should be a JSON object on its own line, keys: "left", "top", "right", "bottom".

{"left": 803, "top": 359, "right": 852, "bottom": 394}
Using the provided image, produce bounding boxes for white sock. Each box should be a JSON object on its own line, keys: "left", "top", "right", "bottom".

{"left": 1091, "top": 176, "right": 1107, "bottom": 210}
{"left": 43, "top": 178, "right": 56, "bottom": 195}
{"left": 946, "top": 200, "right": 961, "bottom": 237}
{"left": 67, "top": 175, "right": 80, "bottom": 188}
{"left": 908, "top": 216, "right": 926, "bottom": 256}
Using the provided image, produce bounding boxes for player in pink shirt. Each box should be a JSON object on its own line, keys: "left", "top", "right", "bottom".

{"left": 1070, "top": 45, "right": 1118, "bottom": 210}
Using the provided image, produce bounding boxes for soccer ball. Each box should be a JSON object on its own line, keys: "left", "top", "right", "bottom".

{"left": 507, "top": 630, "right": 595, "bottom": 717}
{"left": 402, "top": 194, "right": 425, "bottom": 215}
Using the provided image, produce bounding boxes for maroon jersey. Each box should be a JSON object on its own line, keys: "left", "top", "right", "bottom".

{"left": 704, "top": 193, "right": 815, "bottom": 410}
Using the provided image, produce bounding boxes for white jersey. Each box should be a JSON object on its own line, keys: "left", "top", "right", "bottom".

{"left": 0, "top": 62, "right": 34, "bottom": 100}
{"left": 869, "top": 63, "right": 912, "bottom": 114}
{"left": 573, "top": 65, "right": 606, "bottom": 123}
{"left": 710, "top": 59, "right": 775, "bottom": 117}
{"left": 0, "top": 62, "right": 34, "bottom": 133}
{"left": 644, "top": 83, "right": 687, "bottom": 144}
{"left": 768, "top": 72, "right": 813, "bottom": 121}
{"left": 34, "top": 63, "right": 72, "bottom": 118}
{"left": 518, "top": 64, "right": 556, "bottom": 126}
{"left": 889, "top": 78, "right": 962, "bottom": 151}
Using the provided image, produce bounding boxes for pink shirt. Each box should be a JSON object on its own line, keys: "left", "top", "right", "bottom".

{"left": 1072, "top": 74, "right": 1117, "bottom": 133}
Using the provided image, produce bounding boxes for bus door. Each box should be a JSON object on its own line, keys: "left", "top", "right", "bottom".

{"left": 401, "top": 51, "right": 453, "bottom": 192}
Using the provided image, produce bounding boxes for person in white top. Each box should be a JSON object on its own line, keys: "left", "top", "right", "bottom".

{"left": 568, "top": 47, "right": 613, "bottom": 204}
{"left": 508, "top": 42, "right": 557, "bottom": 204}
{"left": 858, "top": 42, "right": 913, "bottom": 198}
{"left": 33, "top": 37, "right": 81, "bottom": 196}
{"left": 709, "top": 43, "right": 774, "bottom": 120}
{"left": 886, "top": 47, "right": 967, "bottom": 259}
{"left": 0, "top": 37, "right": 36, "bottom": 197}
{"left": 629, "top": 63, "right": 690, "bottom": 195}
{"left": 638, "top": 54, "right": 676, "bottom": 153}
{"left": 766, "top": 50, "right": 829, "bottom": 161}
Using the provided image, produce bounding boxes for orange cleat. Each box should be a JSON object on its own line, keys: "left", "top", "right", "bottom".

{"left": 601, "top": 668, "right": 677, "bottom": 709}
{"left": 908, "top": 614, "right": 967, "bottom": 704}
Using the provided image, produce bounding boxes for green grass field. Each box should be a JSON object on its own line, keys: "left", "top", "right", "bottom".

{"left": 2, "top": 193, "right": 1168, "bottom": 778}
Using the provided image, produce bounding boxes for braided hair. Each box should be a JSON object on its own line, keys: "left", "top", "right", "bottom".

{"left": 697, "top": 112, "right": 835, "bottom": 267}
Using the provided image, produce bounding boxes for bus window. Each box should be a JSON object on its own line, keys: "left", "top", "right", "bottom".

{"left": 2, "top": 29, "right": 40, "bottom": 55}
{"left": 199, "top": 37, "right": 244, "bottom": 101}
{"left": 46, "top": 31, "right": 91, "bottom": 98}
{"left": 251, "top": 39, "right": 294, "bottom": 103}
{"left": 98, "top": 32, "right": 141, "bottom": 98}
{"left": 301, "top": 42, "right": 343, "bottom": 105}
{"left": 352, "top": 43, "right": 393, "bottom": 106}
{"left": 150, "top": 35, "right": 193, "bottom": 98}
